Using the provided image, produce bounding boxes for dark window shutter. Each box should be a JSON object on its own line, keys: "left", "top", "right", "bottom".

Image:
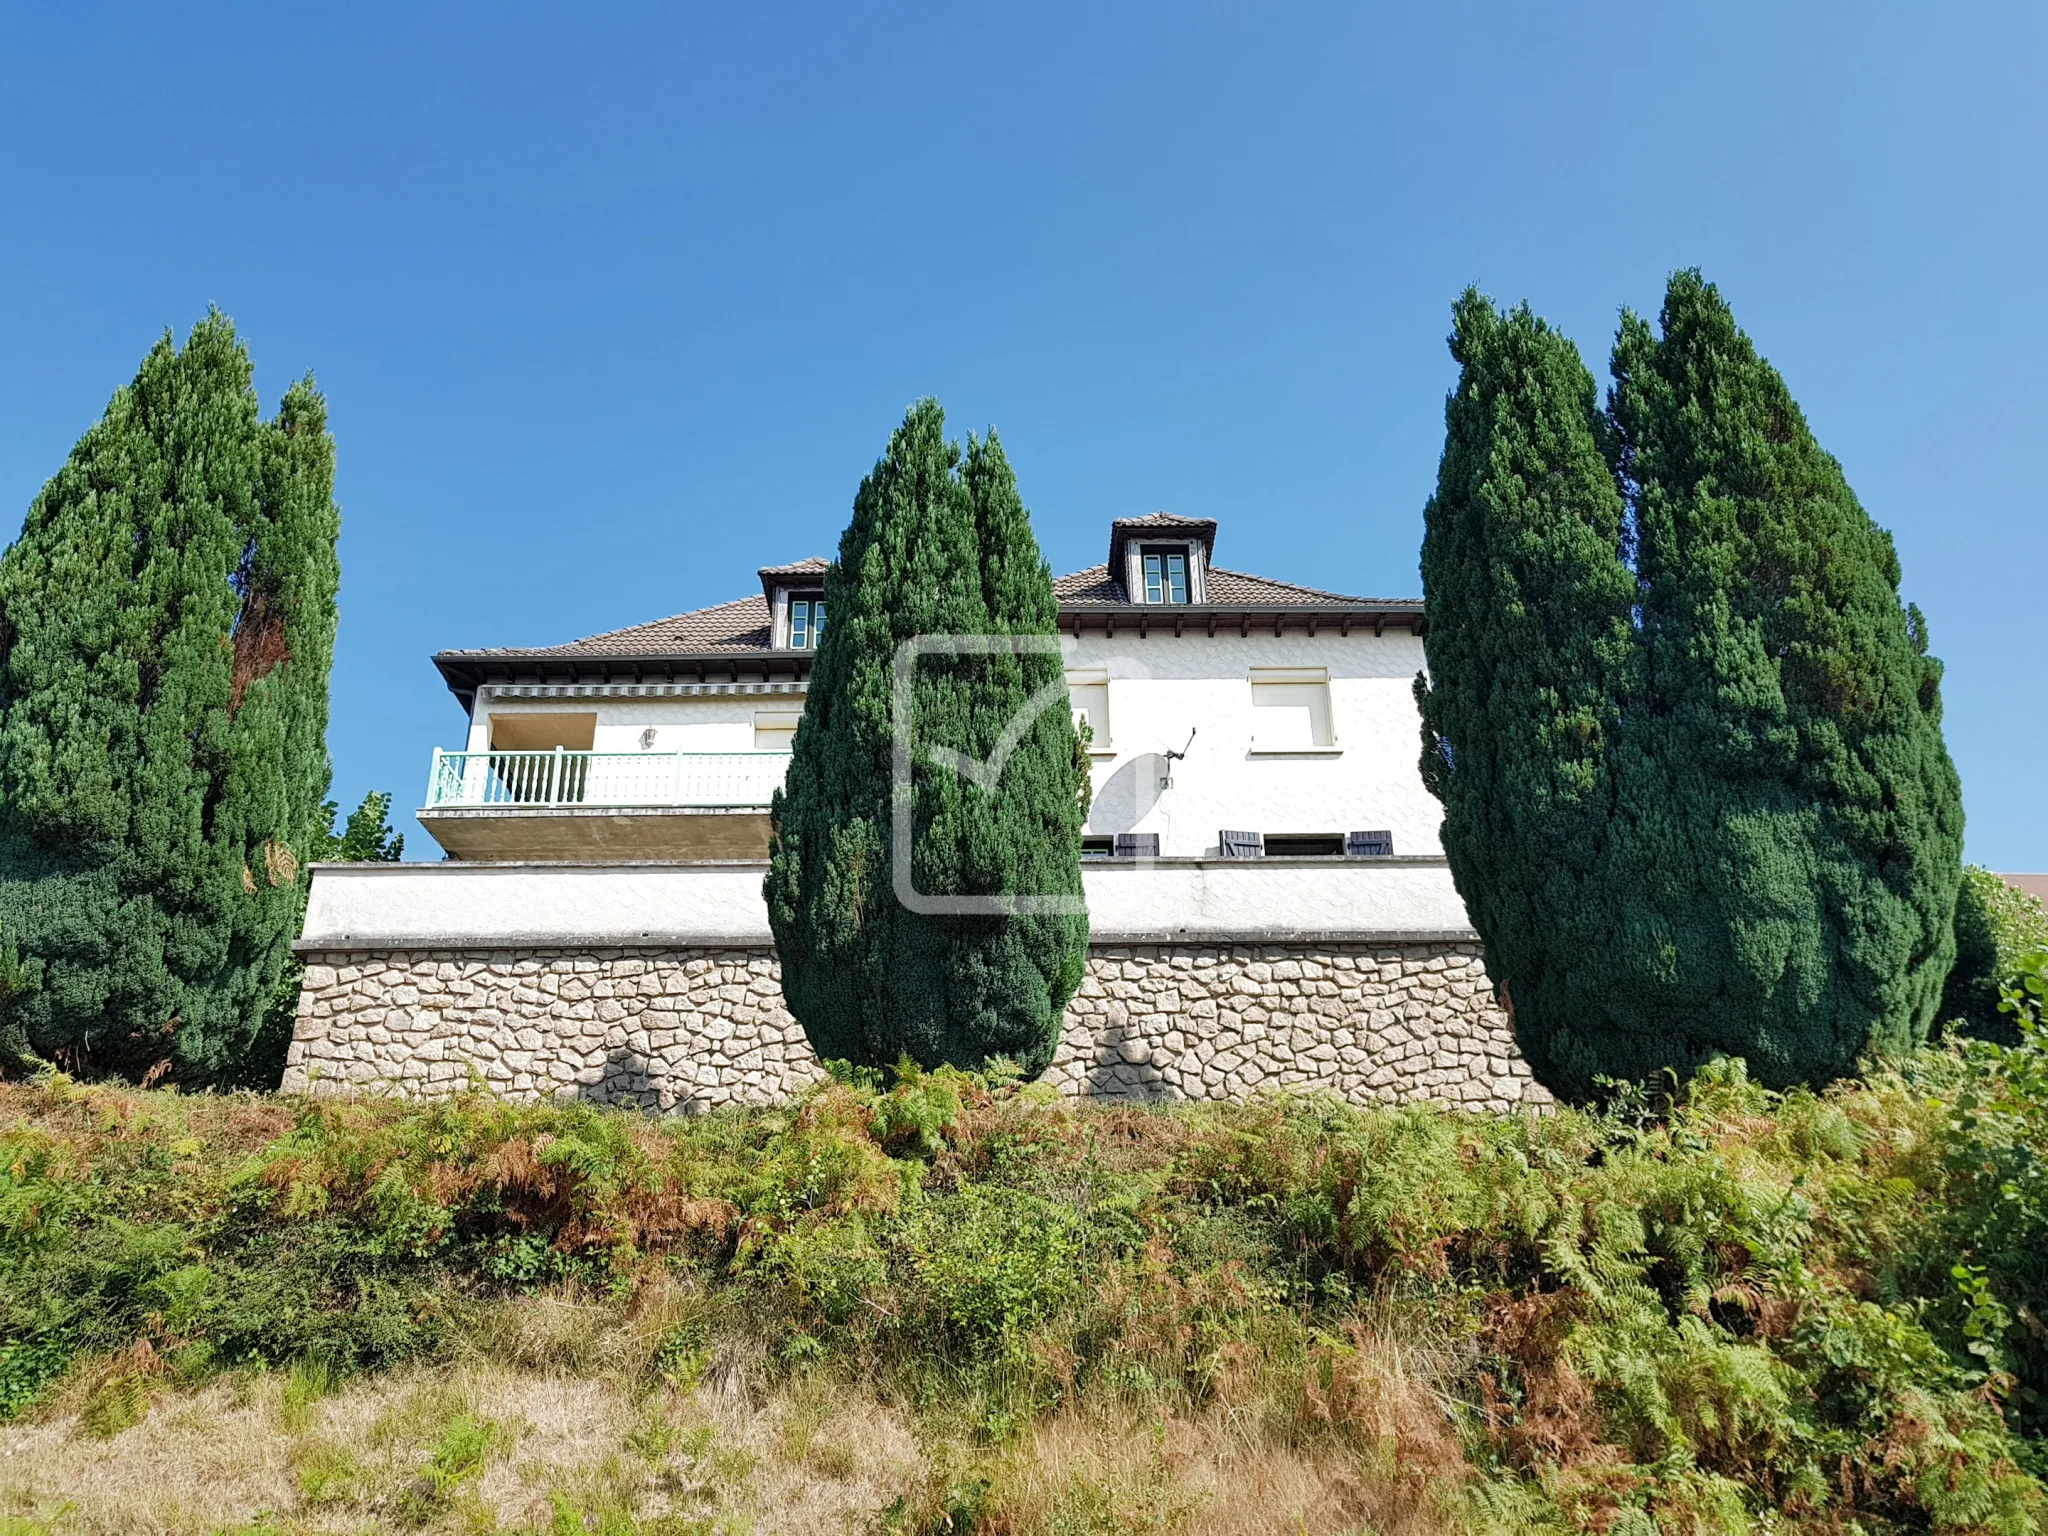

{"left": 1347, "top": 829, "right": 1394, "bottom": 857}
{"left": 1113, "top": 832, "right": 1161, "bottom": 859}
{"left": 1219, "top": 829, "right": 1263, "bottom": 858}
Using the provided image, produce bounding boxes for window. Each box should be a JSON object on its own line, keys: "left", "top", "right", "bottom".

{"left": 1263, "top": 833, "right": 1346, "bottom": 858}
{"left": 1141, "top": 547, "right": 1189, "bottom": 604}
{"left": 1248, "top": 669, "right": 1335, "bottom": 751}
{"left": 789, "top": 596, "right": 826, "bottom": 649}
{"left": 1081, "top": 836, "right": 1116, "bottom": 860}
{"left": 754, "top": 710, "right": 801, "bottom": 751}
{"left": 1066, "top": 672, "right": 1110, "bottom": 751}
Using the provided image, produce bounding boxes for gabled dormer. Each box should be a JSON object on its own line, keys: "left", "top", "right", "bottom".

{"left": 759, "top": 557, "right": 830, "bottom": 650}
{"left": 1107, "top": 513, "right": 1216, "bottom": 605}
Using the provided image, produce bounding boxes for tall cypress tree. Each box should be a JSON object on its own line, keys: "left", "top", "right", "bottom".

{"left": 766, "top": 400, "right": 1087, "bottom": 1075}
{"left": 1419, "top": 274, "right": 1963, "bottom": 1098}
{"left": 1414, "top": 292, "right": 1639, "bottom": 1081}
{"left": 0, "top": 313, "right": 340, "bottom": 1082}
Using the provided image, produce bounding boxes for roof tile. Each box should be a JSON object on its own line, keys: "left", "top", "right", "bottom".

{"left": 443, "top": 563, "right": 1409, "bottom": 663}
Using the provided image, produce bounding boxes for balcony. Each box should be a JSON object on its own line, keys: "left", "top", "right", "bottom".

{"left": 418, "top": 748, "right": 792, "bottom": 862}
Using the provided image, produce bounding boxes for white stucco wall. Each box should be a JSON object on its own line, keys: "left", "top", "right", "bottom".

{"left": 298, "top": 856, "right": 1475, "bottom": 952}
{"left": 1065, "top": 628, "right": 1438, "bottom": 857}
{"left": 444, "top": 628, "right": 1437, "bottom": 861}
{"left": 466, "top": 688, "right": 805, "bottom": 756}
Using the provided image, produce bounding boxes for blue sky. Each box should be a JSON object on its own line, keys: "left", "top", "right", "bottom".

{"left": 2, "top": 2, "right": 2043, "bottom": 865}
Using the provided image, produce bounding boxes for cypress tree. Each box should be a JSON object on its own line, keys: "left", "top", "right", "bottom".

{"left": 1414, "top": 292, "right": 1639, "bottom": 1085}
{"left": 0, "top": 313, "right": 341, "bottom": 1082}
{"left": 766, "top": 400, "right": 1087, "bottom": 1076}
{"left": 1419, "top": 274, "right": 1964, "bottom": 1099}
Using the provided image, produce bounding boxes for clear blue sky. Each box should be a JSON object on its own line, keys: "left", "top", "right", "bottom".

{"left": 2, "top": 3, "right": 2042, "bottom": 866}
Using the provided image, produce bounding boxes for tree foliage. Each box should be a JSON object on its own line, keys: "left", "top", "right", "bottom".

{"left": 1419, "top": 273, "right": 1964, "bottom": 1099}
{"left": 1943, "top": 867, "right": 2048, "bottom": 1043}
{"left": 315, "top": 790, "right": 405, "bottom": 865}
{"left": 0, "top": 312, "right": 340, "bottom": 1082}
{"left": 766, "top": 400, "right": 1087, "bottom": 1076}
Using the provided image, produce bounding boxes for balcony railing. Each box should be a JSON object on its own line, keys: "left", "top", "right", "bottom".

{"left": 424, "top": 748, "right": 790, "bottom": 810}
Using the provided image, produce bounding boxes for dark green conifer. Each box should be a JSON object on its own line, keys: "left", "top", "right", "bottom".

{"left": 0, "top": 313, "right": 341, "bottom": 1081}
{"left": 1414, "top": 292, "right": 1639, "bottom": 1082}
{"left": 766, "top": 400, "right": 1087, "bottom": 1075}
{"left": 1419, "top": 274, "right": 1964, "bottom": 1098}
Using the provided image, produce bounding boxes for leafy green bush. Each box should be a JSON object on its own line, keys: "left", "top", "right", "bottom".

{"left": 1944, "top": 866, "right": 2048, "bottom": 1041}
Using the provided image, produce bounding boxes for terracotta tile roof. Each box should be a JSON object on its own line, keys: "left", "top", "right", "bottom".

{"left": 1053, "top": 563, "right": 1374, "bottom": 606}
{"left": 442, "top": 561, "right": 1408, "bottom": 667}
{"left": 1052, "top": 565, "right": 1126, "bottom": 602}
{"left": 759, "top": 557, "right": 829, "bottom": 577}
{"left": 440, "top": 595, "right": 772, "bottom": 660}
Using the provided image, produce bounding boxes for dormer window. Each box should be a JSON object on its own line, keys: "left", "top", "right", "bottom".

{"left": 789, "top": 595, "right": 825, "bottom": 649}
{"left": 1107, "top": 514, "right": 1215, "bottom": 607}
{"left": 1141, "top": 547, "right": 1190, "bottom": 604}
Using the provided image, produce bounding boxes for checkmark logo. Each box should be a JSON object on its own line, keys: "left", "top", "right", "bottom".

{"left": 922, "top": 672, "right": 1072, "bottom": 792}
{"left": 890, "top": 634, "right": 1091, "bottom": 917}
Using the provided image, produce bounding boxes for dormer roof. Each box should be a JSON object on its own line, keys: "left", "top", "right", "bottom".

{"left": 1106, "top": 513, "right": 1217, "bottom": 578}
{"left": 758, "top": 556, "right": 829, "bottom": 603}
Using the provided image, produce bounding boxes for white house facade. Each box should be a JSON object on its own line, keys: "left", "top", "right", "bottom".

{"left": 284, "top": 515, "right": 1552, "bottom": 1112}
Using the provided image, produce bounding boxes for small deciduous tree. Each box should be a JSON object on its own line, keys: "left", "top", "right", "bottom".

{"left": 316, "top": 790, "right": 405, "bottom": 864}
{"left": 766, "top": 400, "right": 1087, "bottom": 1076}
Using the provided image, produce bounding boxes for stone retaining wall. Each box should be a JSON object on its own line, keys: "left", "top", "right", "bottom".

{"left": 282, "top": 942, "right": 1552, "bottom": 1113}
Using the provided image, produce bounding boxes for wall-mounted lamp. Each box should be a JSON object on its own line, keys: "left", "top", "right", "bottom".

{"left": 640, "top": 727, "right": 658, "bottom": 749}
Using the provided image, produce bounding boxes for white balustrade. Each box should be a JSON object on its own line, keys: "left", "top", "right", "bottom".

{"left": 424, "top": 749, "right": 789, "bottom": 810}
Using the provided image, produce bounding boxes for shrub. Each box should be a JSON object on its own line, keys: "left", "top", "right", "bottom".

{"left": 1944, "top": 866, "right": 2048, "bottom": 1041}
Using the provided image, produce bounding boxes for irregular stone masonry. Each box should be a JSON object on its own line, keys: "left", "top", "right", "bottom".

{"left": 282, "top": 943, "right": 1554, "bottom": 1113}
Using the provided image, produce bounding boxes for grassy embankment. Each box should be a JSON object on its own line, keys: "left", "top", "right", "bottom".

{"left": 5, "top": 1034, "right": 2048, "bottom": 1536}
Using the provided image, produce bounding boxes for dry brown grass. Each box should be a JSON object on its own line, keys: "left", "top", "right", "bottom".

{"left": 0, "top": 1351, "right": 1475, "bottom": 1536}
{"left": 984, "top": 1405, "right": 1466, "bottom": 1536}
{"left": 0, "top": 1359, "right": 924, "bottom": 1535}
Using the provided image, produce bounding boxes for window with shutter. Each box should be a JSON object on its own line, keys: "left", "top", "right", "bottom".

{"left": 753, "top": 711, "right": 801, "bottom": 751}
{"left": 1113, "top": 832, "right": 1161, "bottom": 859}
{"left": 1219, "top": 829, "right": 1263, "bottom": 859}
{"left": 1066, "top": 673, "right": 1111, "bottom": 750}
{"left": 1248, "top": 669, "right": 1336, "bottom": 750}
{"left": 1347, "top": 830, "right": 1395, "bottom": 857}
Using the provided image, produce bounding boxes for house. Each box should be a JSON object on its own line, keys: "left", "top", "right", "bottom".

{"left": 416, "top": 513, "right": 1441, "bottom": 865}
{"left": 285, "top": 515, "right": 1552, "bottom": 1113}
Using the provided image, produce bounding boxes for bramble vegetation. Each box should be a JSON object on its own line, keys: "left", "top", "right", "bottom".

{"left": 1945, "top": 867, "right": 2048, "bottom": 1042}
{"left": 7, "top": 1034, "right": 2048, "bottom": 1533}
